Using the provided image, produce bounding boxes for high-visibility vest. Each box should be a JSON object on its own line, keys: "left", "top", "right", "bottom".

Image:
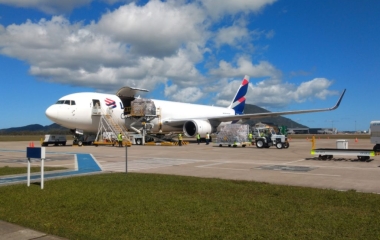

{"left": 117, "top": 134, "right": 123, "bottom": 141}
{"left": 196, "top": 134, "right": 200, "bottom": 139}
{"left": 178, "top": 134, "right": 183, "bottom": 140}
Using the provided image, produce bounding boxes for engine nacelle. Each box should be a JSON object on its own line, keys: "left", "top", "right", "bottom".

{"left": 183, "top": 120, "right": 213, "bottom": 137}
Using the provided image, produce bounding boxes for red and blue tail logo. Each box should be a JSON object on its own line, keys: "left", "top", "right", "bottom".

{"left": 228, "top": 75, "right": 249, "bottom": 115}
{"left": 105, "top": 98, "right": 117, "bottom": 108}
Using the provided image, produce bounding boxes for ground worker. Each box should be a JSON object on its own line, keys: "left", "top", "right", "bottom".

{"left": 196, "top": 133, "right": 201, "bottom": 145}
{"left": 248, "top": 132, "right": 253, "bottom": 143}
{"left": 178, "top": 133, "right": 183, "bottom": 146}
{"left": 117, "top": 132, "right": 123, "bottom": 147}
{"left": 205, "top": 132, "right": 210, "bottom": 145}
{"left": 260, "top": 130, "right": 265, "bottom": 137}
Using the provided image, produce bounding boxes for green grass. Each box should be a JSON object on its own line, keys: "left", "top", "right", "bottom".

{"left": 0, "top": 166, "right": 67, "bottom": 176}
{"left": 0, "top": 173, "right": 380, "bottom": 239}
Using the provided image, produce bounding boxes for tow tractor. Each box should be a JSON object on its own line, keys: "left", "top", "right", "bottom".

{"left": 253, "top": 127, "right": 289, "bottom": 149}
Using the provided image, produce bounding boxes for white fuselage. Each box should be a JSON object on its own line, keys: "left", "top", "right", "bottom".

{"left": 45, "top": 92, "right": 235, "bottom": 135}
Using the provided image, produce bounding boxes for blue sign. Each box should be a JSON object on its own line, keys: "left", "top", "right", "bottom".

{"left": 26, "top": 147, "right": 45, "bottom": 159}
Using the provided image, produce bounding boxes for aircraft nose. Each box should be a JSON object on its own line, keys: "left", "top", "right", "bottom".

{"left": 45, "top": 105, "right": 58, "bottom": 122}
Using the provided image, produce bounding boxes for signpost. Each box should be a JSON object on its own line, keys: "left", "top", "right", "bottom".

{"left": 26, "top": 147, "right": 46, "bottom": 189}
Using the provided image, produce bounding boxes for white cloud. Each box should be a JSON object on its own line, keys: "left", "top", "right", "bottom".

{"left": 200, "top": 0, "right": 277, "bottom": 19}
{"left": 210, "top": 56, "right": 282, "bottom": 79}
{"left": 0, "top": 0, "right": 135, "bottom": 14}
{"left": 0, "top": 0, "right": 92, "bottom": 14}
{"left": 96, "top": 0, "right": 207, "bottom": 58}
{"left": 214, "top": 25, "right": 249, "bottom": 47}
{"left": 171, "top": 87, "right": 203, "bottom": 102}
{"left": 0, "top": 0, "right": 337, "bottom": 108}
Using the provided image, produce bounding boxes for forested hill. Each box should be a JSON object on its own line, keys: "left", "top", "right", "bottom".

{"left": 243, "top": 104, "right": 308, "bottom": 128}
{"left": 0, "top": 123, "right": 70, "bottom": 135}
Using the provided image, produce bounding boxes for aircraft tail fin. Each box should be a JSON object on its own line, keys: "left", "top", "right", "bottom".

{"left": 228, "top": 75, "right": 249, "bottom": 115}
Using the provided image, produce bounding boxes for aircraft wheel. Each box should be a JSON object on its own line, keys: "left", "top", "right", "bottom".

{"left": 358, "top": 156, "right": 370, "bottom": 161}
{"left": 219, "top": 144, "right": 222, "bottom": 147}
{"left": 135, "top": 138, "right": 142, "bottom": 145}
{"left": 374, "top": 144, "right": 380, "bottom": 152}
{"left": 256, "top": 139, "right": 264, "bottom": 148}
{"left": 276, "top": 142, "right": 282, "bottom": 149}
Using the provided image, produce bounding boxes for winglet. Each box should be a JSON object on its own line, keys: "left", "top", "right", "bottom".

{"left": 329, "top": 89, "right": 346, "bottom": 110}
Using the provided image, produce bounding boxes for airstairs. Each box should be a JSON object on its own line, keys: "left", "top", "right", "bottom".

{"left": 92, "top": 98, "right": 176, "bottom": 146}
{"left": 94, "top": 113, "right": 132, "bottom": 146}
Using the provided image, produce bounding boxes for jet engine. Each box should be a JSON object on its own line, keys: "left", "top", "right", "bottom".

{"left": 183, "top": 120, "right": 213, "bottom": 137}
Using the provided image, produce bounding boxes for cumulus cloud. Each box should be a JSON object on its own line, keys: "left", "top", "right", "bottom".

{"left": 210, "top": 57, "right": 282, "bottom": 79}
{"left": 96, "top": 1, "right": 207, "bottom": 58}
{"left": 171, "top": 87, "right": 203, "bottom": 102}
{"left": 199, "top": 0, "right": 277, "bottom": 19}
{"left": 0, "top": 0, "right": 337, "bottom": 108}
{"left": 0, "top": 0, "right": 92, "bottom": 14}
{"left": 214, "top": 25, "right": 249, "bottom": 47}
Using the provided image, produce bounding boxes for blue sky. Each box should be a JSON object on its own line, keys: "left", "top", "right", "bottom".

{"left": 0, "top": 0, "right": 378, "bottom": 131}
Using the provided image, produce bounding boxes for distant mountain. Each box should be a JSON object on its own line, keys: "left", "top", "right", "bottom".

{"left": 243, "top": 104, "right": 308, "bottom": 128}
{"left": 0, "top": 123, "right": 70, "bottom": 135}
{"left": 0, "top": 104, "right": 306, "bottom": 134}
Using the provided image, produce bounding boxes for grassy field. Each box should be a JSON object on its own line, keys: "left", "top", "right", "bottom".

{"left": 0, "top": 173, "right": 380, "bottom": 239}
{"left": 0, "top": 166, "right": 66, "bottom": 176}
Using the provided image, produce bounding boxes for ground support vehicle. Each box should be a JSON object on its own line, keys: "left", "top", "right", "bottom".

{"left": 41, "top": 135, "right": 67, "bottom": 146}
{"left": 311, "top": 148, "right": 377, "bottom": 161}
{"left": 73, "top": 134, "right": 96, "bottom": 146}
{"left": 252, "top": 127, "right": 289, "bottom": 149}
{"left": 214, "top": 124, "right": 251, "bottom": 147}
{"left": 370, "top": 121, "right": 380, "bottom": 152}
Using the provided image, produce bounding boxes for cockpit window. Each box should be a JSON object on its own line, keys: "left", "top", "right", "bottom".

{"left": 55, "top": 100, "right": 75, "bottom": 105}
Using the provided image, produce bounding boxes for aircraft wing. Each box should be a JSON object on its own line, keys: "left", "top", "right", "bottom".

{"left": 163, "top": 89, "right": 346, "bottom": 126}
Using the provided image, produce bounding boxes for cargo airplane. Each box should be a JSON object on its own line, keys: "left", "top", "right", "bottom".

{"left": 45, "top": 75, "right": 346, "bottom": 138}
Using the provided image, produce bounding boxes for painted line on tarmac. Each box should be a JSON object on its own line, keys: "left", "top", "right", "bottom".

{"left": 280, "top": 172, "right": 341, "bottom": 177}
{"left": 283, "top": 159, "right": 305, "bottom": 164}
{"left": 0, "top": 152, "right": 102, "bottom": 185}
